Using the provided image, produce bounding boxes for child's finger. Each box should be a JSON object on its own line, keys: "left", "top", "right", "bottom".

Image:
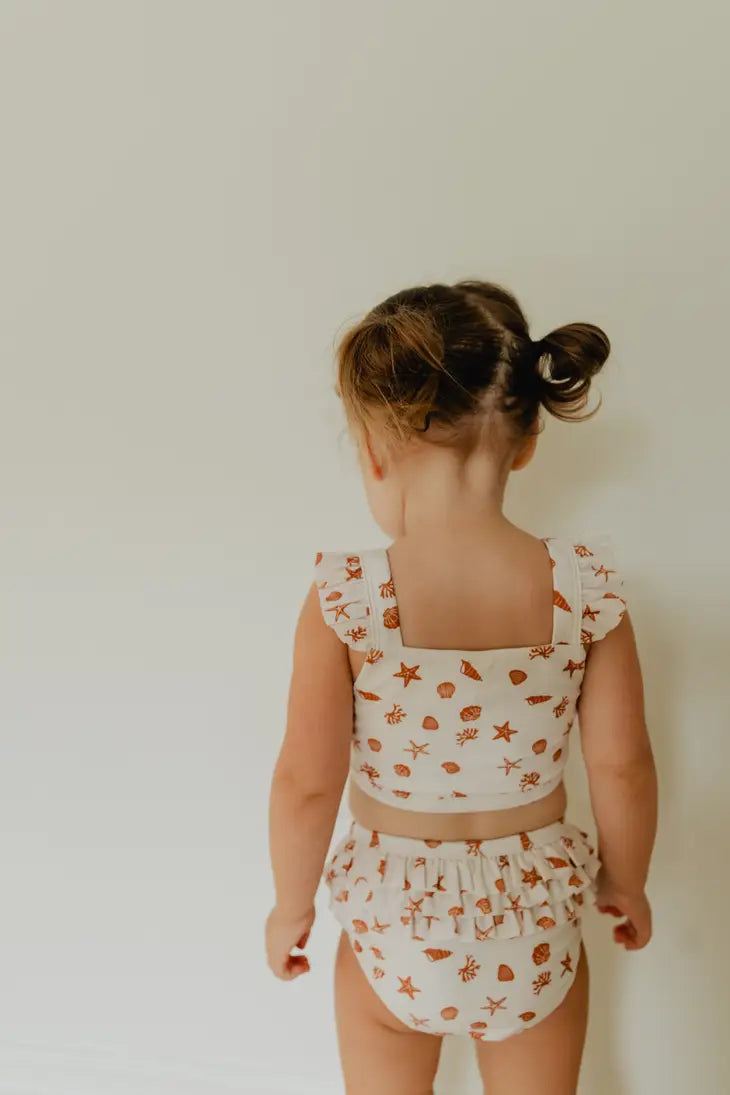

{"left": 285, "top": 954, "right": 311, "bottom": 978}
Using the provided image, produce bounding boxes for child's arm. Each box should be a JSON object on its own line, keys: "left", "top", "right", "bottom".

{"left": 266, "top": 584, "right": 353, "bottom": 979}
{"left": 578, "top": 611, "right": 657, "bottom": 950}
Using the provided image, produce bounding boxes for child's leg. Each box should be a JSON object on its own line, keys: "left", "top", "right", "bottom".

{"left": 474, "top": 945, "right": 589, "bottom": 1095}
{"left": 334, "top": 931, "right": 443, "bottom": 1095}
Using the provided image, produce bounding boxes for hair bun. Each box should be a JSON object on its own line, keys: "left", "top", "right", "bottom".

{"left": 535, "top": 322, "right": 610, "bottom": 421}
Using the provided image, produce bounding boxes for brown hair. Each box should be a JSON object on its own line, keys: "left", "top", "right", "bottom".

{"left": 336, "top": 281, "right": 610, "bottom": 445}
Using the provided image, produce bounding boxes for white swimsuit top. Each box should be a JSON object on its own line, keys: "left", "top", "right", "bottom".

{"left": 315, "top": 537, "right": 626, "bottom": 813}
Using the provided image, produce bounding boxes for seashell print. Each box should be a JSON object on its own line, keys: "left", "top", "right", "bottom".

{"left": 370, "top": 946, "right": 385, "bottom": 959}
{"left": 537, "top": 916, "right": 557, "bottom": 930}
{"left": 422, "top": 716, "right": 439, "bottom": 730}
{"left": 495, "top": 878, "right": 506, "bottom": 894}
{"left": 497, "top": 964, "right": 515, "bottom": 982}
{"left": 315, "top": 552, "right": 323, "bottom": 566}
{"left": 383, "top": 606, "right": 400, "bottom": 630}
{"left": 353, "top": 939, "right": 363, "bottom": 952}
{"left": 509, "top": 669, "right": 527, "bottom": 684}
{"left": 470, "top": 1020, "right": 488, "bottom": 1030}
{"left": 372, "top": 967, "right": 385, "bottom": 979}
{"left": 519, "top": 1011, "right": 537, "bottom": 1021}
{"left": 526, "top": 695, "right": 552, "bottom": 705}
{"left": 368, "top": 738, "right": 382, "bottom": 752}
{"left": 574, "top": 544, "right": 594, "bottom": 557}
{"left": 460, "top": 705, "right": 482, "bottom": 722}
{"left": 546, "top": 856, "right": 569, "bottom": 869}
{"left": 423, "top": 948, "right": 453, "bottom": 962}
{"left": 424, "top": 839, "right": 442, "bottom": 848}
{"left": 553, "top": 590, "right": 572, "bottom": 612}
{"left": 437, "top": 681, "right": 456, "bottom": 698}
{"left": 325, "top": 590, "right": 342, "bottom": 601}
{"left": 369, "top": 830, "right": 380, "bottom": 848}
{"left": 520, "top": 832, "right": 533, "bottom": 851}
{"left": 451, "top": 791, "right": 468, "bottom": 798}
{"left": 441, "top": 1006, "right": 459, "bottom": 1020}
{"left": 392, "top": 790, "right": 411, "bottom": 799}
{"left": 475, "top": 897, "right": 492, "bottom": 914}
{"left": 553, "top": 748, "right": 563, "bottom": 761}
{"left": 460, "top": 659, "right": 483, "bottom": 681}
{"left": 532, "top": 943, "right": 551, "bottom": 966}
{"left": 568, "top": 873, "right": 583, "bottom": 887}
{"left": 441, "top": 761, "right": 461, "bottom": 774}
{"left": 358, "top": 690, "right": 381, "bottom": 702}
{"left": 352, "top": 919, "right": 369, "bottom": 933}
{"left": 532, "top": 739, "right": 547, "bottom": 754}
{"left": 574, "top": 892, "right": 585, "bottom": 906}
{"left": 334, "top": 891, "right": 349, "bottom": 902}
{"left": 533, "top": 971, "right": 552, "bottom": 995}
{"left": 393, "top": 764, "right": 411, "bottom": 777}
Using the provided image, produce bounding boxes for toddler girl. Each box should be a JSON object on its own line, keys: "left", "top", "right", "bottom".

{"left": 266, "top": 281, "right": 657, "bottom": 1095}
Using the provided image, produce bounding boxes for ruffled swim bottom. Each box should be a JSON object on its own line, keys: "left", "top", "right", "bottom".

{"left": 325, "top": 819, "right": 600, "bottom": 1040}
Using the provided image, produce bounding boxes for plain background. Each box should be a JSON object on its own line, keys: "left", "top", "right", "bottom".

{"left": 1, "top": 1, "right": 729, "bottom": 1092}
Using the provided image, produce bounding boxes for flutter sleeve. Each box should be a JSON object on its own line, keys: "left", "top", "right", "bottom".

{"left": 314, "top": 551, "right": 372, "bottom": 648}
{"left": 574, "top": 535, "right": 627, "bottom": 644}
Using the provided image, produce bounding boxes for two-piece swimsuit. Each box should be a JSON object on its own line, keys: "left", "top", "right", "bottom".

{"left": 315, "top": 536, "right": 625, "bottom": 1039}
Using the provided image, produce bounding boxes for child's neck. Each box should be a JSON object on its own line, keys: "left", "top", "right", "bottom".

{"left": 397, "top": 446, "right": 511, "bottom": 541}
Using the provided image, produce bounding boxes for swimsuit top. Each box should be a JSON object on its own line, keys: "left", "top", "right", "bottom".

{"left": 315, "top": 536, "right": 626, "bottom": 813}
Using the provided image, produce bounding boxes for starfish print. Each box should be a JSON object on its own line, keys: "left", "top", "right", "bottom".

{"left": 404, "top": 897, "right": 425, "bottom": 916}
{"left": 466, "top": 840, "right": 483, "bottom": 856}
{"left": 433, "top": 875, "right": 446, "bottom": 892}
{"left": 493, "top": 721, "right": 518, "bottom": 743}
{"left": 327, "top": 601, "right": 354, "bottom": 622}
{"left": 397, "top": 976, "right": 421, "bottom": 1000}
{"left": 423, "top": 914, "right": 441, "bottom": 929}
{"left": 404, "top": 740, "right": 430, "bottom": 760}
{"left": 561, "top": 953, "right": 574, "bottom": 977}
{"left": 563, "top": 659, "right": 585, "bottom": 678}
{"left": 481, "top": 996, "right": 507, "bottom": 1016}
{"left": 345, "top": 564, "right": 362, "bottom": 581}
{"left": 475, "top": 924, "right": 494, "bottom": 940}
{"left": 409, "top": 1014, "right": 430, "bottom": 1028}
{"left": 593, "top": 564, "right": 615, "bottom": 583}
{"left": 521, "top": 866, "right": 544, "bottom": 888}
{"left": 393, "top": 662, "right": 422, "bottom": 687}
{"left": 506, "top": 893, "right": 525, "bottom": 912}
{"left": 498, "top": 756, "right": 522, "bottom": 776}
{"left": 371, "top": 918, "right": 390, "bottom": 934}
{"left": 582, "top": 604, "right": 599, "bottom": 621}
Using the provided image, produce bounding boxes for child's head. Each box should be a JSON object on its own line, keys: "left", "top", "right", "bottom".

{"left": 336, "top": 281, "right": 609, "bottom": 533}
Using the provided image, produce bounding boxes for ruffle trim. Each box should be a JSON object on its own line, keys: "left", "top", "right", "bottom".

{"left": 574, "top": 535, "right": 626, "bottom": 644}
{"left": 314, "top": 551, "right": 372, "bottom": 648}
{"left": 325, "top": 824, "right": 599, "bottom": 943}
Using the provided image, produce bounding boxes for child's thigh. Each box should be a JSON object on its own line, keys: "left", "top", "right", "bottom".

{"left": 334, "top": 932, "right": 443, "bottom": 1095}
{"left": 475, "top": 944, "right": 589, "bottom": 1095}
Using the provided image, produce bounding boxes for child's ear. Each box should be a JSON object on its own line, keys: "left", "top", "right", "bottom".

{"left": 512, "top": 431, "right": 538, "bottom": 471}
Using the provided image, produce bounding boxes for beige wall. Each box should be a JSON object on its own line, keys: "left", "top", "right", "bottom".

{"left": 1, "top": 2, "right": 728, "bottom": 1092}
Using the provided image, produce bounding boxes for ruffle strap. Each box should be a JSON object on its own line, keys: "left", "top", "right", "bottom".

{"left": 574, "top": 535, "right": 626, "bottom": 644}
{"left": 314, "top": 551, "right": 372, "bottom": 648}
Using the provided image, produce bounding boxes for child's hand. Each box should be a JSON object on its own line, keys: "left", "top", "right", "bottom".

{"left": 266, "top": 906, "right": 315, "bottom": 980}
{"left": 595, "top": 874, "right": 652, "bottom": 950}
